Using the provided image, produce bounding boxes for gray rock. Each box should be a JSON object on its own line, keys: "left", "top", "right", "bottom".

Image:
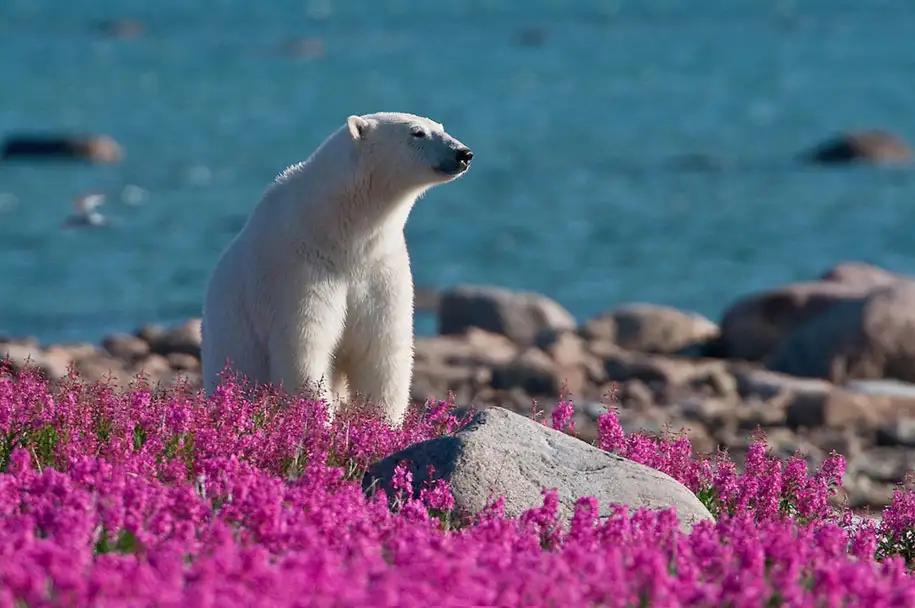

{"left": 1, "top": 342, "right": 71, "bottom": 381}
{"left": 784, "top": 388, "right": 866, "bottom": 431}
{"left": 718, "top": 280, "right": 876, "bottom": 362}
{"left": 820, "top": 261, "right": 906, "bottom": 288}
{"left": 145, "top": 318, "right": 202, "bottom": 358}
{"left": 734, "top": 399, "right": 787, "bottom": 430}
{"left": 535, "top": 329, "right": 588, "bottom": 367}
{"left": 411, "top": 360, "right": 489, "bottom": 405}
{"left": 437, "top": 285, "right": 576, "bottom": 345}
{"left": 73, "top": 354, "right": 129, "bottom": 387}
{"left": 875, "top": 419, "right": 915, "bottom": 448}
{"left": 593, "top": 343, "right": 724, "bottom": 389}
{"left": 416, "top": 329, "right": 519, "bottom": 368}
{"left": 768, "top": 283, "right": 915, "bottom": 383}
{"left": 102, "top": 332, "right": 150, "bottom": 362}
{"left": 786, "top": 387, "right": 915, "bottom": 432}
{"left": 132, "top": 353, "right": 172, "bottom": 378}
{"left": 680, "top": 396, "right": 737, "bottom": 431}
{"left": 491, "top": 347, "right": 585, "bottom": 396}
{"left": 605, "top": 303, "right": 719, "bottom": 355}
{"left": 166, "top": 352, "right": 200, "bottom": 371}
{"left": 39, "top": 347, "right": 76, "bottom": 381}
{"left": 362, "top": 407, "right": 714, "bottom": 534}
{"left": 579, "top": 401, "right": 610, "bottom": 422}
{"left": 761, "top": 427, "right": 824, "bottom": 464}
{"left": 807, "top": 428, "right": 862, "bottom": 462}
{"left": 734, "top": 368, "right": 832, "bottom": 401}
{"left": 616, "top": 378, "right": 655, "bottom": 410}
{"left": 846, "top": 475, "right": 895, "bottom": 510}
{"left": 702, "top": 368, "right": 739, "bottom": 398}
{"left": 550, "top": 332, "right": 609, "bottom": 388}
{"left": 579, "top": 314, "right": 617, "bottom": 342}
{"left": 2, "top": 342, "right": 45, "bottom": 369}
{"left": 848, "top": 447, "right": 915, "bottom": 484}
{"left": 1, "top": 133, "right": 124, "bottom": 164}
{"left": 844, "top": 379, "right": 915, "bottom": 398}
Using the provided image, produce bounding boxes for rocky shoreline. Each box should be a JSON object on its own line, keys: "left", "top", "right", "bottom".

{"left": 6, "top": 260, "right": 915, "bottom": 512}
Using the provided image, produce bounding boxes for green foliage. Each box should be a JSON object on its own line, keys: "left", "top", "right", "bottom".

{"left": 94, "top": 529, "right": 142, "bottom": 556}
{"left": 695, "top": 485, "right": 718, "bottom": 518}
{"left": 0, "top": 424, "right": 64, "bottom": 472}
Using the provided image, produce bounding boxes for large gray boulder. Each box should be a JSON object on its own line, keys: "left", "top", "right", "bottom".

{"left": 362, "top": 407, "right": 714, "bottom": 534}
{"left": 437, "top": 285, "right": 576, "bottom": 345}
{"left": 769, "top": 283, "right": 915, "bottom": 383}
{"left": 718, "top": 281, "right": 877, "bottom": 362}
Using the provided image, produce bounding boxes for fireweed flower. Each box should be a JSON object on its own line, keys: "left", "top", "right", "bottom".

{"left": 1, "top": 365, "right": 915, "bottom": 606}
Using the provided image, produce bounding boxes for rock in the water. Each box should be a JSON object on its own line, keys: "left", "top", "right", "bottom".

{"left": 1, "top": 133, "right": 123, "bottom": 164}
{"left": 363, "top": 407, "right": 714, "bottom": 533}
{"left": 718, "top": 281, "right": 876, "bottom": 362}
{"left": 437, "top": 285, "right": 576, "bottom": 345}
{"left": 769, "top": 283, "right": 915, "bottom": 383}
{"left": 820, "top": 261, "right": 906, "bottom": 288}
{"left": 281, "top": 38, "right": 325, "bottom": 59}
{"left": 802, "top": 130, "right": 911, "bottom": 165}
{"left": 592, "top": 304, "right": 719, "bottom": 355}
{"left": 94, "top": 19, "right": 144, "bottom": 39}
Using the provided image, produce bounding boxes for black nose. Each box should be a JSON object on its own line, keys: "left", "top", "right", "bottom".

{"left": 456, "top": 147, "right": 473, "bottom": 163}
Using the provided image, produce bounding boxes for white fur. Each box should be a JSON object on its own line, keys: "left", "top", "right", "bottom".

{"left": 201, "top": 112, "right": 472, "bottom": 426}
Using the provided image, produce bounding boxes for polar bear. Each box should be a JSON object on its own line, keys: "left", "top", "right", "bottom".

{"left": 200, "top": 112, "right": 473, "bottom": 426}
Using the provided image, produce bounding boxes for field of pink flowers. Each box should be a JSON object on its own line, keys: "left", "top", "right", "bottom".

{"left": 3, "top": 365, "right": 915, "bottom": 607}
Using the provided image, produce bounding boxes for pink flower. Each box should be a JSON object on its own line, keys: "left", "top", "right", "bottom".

{"left": 1, "top": 365, "right": 914, "bottom": 606}
{"left": 392, "top": 461, "right": 414, "bottom": 496}
{"left": 550, "top": 400, "right": 575, "bottom": 433}
{"left": 420, "top": 478, "right": 455, "bottom": 512}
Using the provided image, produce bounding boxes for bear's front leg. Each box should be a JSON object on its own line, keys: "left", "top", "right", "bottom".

{"left": 267, "top": 281, "right": 348, "bottom": 415}
{"left": 346, "top": 252, "right": 415, "bottom": 428}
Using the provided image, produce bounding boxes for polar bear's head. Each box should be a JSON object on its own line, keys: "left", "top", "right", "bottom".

{"left": 345, "top": 112, "right": 473, "bottom": 190}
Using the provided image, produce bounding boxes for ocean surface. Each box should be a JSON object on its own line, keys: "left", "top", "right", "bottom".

{"left": 1, "top": 0, "right": 914, "bottom": 344}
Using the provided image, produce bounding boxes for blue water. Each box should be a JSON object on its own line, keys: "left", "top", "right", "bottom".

{"left": 2, "top": 0, "right": 915, "bottom": 344}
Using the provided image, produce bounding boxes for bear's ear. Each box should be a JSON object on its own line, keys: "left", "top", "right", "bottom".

{"left": 346, "top": 115, "right": 370, "bottom": 141}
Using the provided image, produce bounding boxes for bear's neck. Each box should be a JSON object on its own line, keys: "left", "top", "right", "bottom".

{"left": 281, "top": 163, "right": 427, "bottom": 260}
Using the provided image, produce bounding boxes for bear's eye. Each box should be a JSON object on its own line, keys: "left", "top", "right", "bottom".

{"left": 410, "top": 127, "right": 427, "bottom": 139}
